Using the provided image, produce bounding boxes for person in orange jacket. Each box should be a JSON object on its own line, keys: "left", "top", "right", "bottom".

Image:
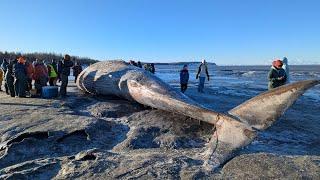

{"left": 33, "top": 59, "right": 48, "bottom": 95}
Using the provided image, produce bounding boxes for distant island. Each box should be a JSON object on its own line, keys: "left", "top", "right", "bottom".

{"left": 153, "top": 62, "right": 217, "bottom": 65}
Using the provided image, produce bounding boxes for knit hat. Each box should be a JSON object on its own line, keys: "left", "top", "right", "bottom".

{"left": 274, "top": 59, "right": 283, "bottom": 68}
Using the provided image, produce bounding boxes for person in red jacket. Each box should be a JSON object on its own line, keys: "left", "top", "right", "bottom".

{"left": 32, "top": 59, "right": 48, "bottom": 96}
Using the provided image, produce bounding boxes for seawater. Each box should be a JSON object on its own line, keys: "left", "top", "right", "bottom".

{"left": 155, "top": 64, "right": 320, "bottom": 156}
{"left": 156, "top": 64, "right": 320, "bottom": 102}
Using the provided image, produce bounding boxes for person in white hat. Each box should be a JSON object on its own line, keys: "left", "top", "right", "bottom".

{"left": 196, "top": 59, "right": 210, "bottom": 93}
{"left": 282, "top": 57, "right": 290, "bottom": 84}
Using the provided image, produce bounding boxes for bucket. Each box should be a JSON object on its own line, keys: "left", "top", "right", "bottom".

{"left": 42, "top": 86, "right": 59, "bottom": 98}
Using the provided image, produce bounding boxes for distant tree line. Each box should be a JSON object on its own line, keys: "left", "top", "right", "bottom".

{"left": 0, "top": 51, "right": 99, "bottom": 65}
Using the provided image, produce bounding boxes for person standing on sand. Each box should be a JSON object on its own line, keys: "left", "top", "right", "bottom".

{"left": 48, "top": 59, "right": 58, "bottom": 86}
{"left": 13, "top": 57, "right": 28, "bottom": 97}
{"left": 25, "top": 60, "right": 34, "bottom": 94}
{"left": 150, "top": 63, "right": 155, "bottom": 74}
{"left": 129, "top": 60, "right": 138, "bottom": 67}
{"left": 33, "top": 59, "right": 48, "bottom": 96}
{"left": 58, "top": 54, "right": 74, "bottom": 97}
{"left": 196, "top": 59, "right": 210, "bottom": 93}
{"left": 72, "top": 61, "right": 83, "bottom": 83}
{"left": 180, "top": 64, "right": 189, "bottom": 93}
{"left": 282, "top": 57, "right": 290, "bottom": 84}
{"left": 1, "top": 59, "right": 9, "bottom": 94}
{"left": 47, "top": 62, "right": 58, "bottom": 86}
{"left": 0, "top": 64, "right": 3, "bottom": 92}
{"left": 268, "top": 59, "right": 287, "bottom": 90}
{"left": 5, "top": 59, "right": 17, "bottom": 97}
{"left": 137, "top": 61, "right": 142, "bottom": 68}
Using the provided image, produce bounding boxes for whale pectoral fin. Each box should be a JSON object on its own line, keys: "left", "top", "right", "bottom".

{"left": 228, "top": 80, "right": 320, "bottom": 130}
{"left": 204, "top": 117, "right": 256, "bottom": 170}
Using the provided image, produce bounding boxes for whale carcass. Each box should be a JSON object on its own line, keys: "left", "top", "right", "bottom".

{"left": 76, "top": 60, "right": 320, "bottom": 169}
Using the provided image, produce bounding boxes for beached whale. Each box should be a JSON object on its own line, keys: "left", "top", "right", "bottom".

{"left": 76, "top": 60, "right": 320, "bottom": 169}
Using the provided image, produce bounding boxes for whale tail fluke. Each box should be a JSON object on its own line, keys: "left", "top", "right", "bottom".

{"left": 228, "top": 80, "right": 320, "bottom": 130}
{"left": 205, "top": 80, "right": 320, "bottom": 170}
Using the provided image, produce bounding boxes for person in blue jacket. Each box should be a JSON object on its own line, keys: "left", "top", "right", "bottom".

{"left": 180, "top": 64, "right": 189, "bottom": 93}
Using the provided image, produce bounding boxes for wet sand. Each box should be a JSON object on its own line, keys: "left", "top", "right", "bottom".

{"left": 0, "top": 81, "right": 319, "bottom": 179}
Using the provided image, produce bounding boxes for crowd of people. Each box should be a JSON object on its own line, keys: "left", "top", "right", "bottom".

{"left": 129, "top": 58, "right": 288, "bottom": 94}
{"left": 129, "top": 60, "right": 155, "bottom": 74}
{"left": 1, "top": 56, "right": 291, "bottom": 99}
{"left": 128, "top": 59, "right": 210, "bottom": 94}
{"left": 0, "top": 54, "right": 83, "bottom": 98}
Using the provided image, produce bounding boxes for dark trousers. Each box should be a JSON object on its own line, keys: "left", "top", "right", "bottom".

{"left": 6, "top": 76, "right": 15, "bottom": 97}
{"left": 27, "top": 78, "right": 32, "bottom": 91}
{"left": 181, "top": 83, "right": 188, "bottom": 93}
{"left": 74, "top": 75, "right": 78, "bottom": 83}
{"left": 49, "top": 77, "right": 57, "bottom": 86}
{"left": 35, "top": 76, "right": 48, "bottom": 94}
{"left": 60, "top": 74, "right": 68, "bottom": 96}
{"left": 4, "top": 82, "right": 9, "bottom": 94}
{"left": 198, "top": 77, "right": 205, "bottom": 93}
{"left": 14, "top": 78, "right": 27, "bottom": 97}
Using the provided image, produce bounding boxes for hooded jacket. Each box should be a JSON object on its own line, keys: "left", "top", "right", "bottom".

{"left": 13, "top": 62, "right": 27, "bottom": 80}
{"left": 268, "top": 66, "right": 287, "bottom": 89}
{"left": 72, "top": 64, "right": 83, "bottom": 76}
{"left": 58, "top": 60, "right": 74, "bottom": 76}
{"left": 5, "top": 60, "right": 17, "bottom": 80}
{"left": 180, "top": 69, "right": 189, "bottom": 84}
{"left": 196, "top": 63, "right": 209, "bottom": 79}
{"left": 33, "top": 62, "right": 48, "bottom": 81}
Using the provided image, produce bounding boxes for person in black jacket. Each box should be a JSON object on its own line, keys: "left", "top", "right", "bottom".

{"left": 13, "top": 57, "right": 28, "bottom": 97}
{"left": 180, "top": 64, "right": 189, "bottom": 93}
{"left": 58, "top": 54, "right": 74, "bottom": 97}
{"left": 1, "top": 58, "right": 9, "bottom": 94}
{"left": 5, "top": 58, "right": 17, "bottom": 97}
{"left": 268, "top": 59, "right": 287, "bottom": 90}
{"left": 72, "top": 61, "right": 83, "bottom": 83}
{"left": 137, "top": 61, "right": 142, "bottom": 68}
{"left": 150, "top": 63, "right": 155, "bottom": 74}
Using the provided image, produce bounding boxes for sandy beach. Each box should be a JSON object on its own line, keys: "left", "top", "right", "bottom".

{"left": 0, "top": 81, "right": 319, "bottom": 179}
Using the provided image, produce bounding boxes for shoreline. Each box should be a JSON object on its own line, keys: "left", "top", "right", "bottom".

{"left": 0, "top": 81, "right": 319, "bottom": 179}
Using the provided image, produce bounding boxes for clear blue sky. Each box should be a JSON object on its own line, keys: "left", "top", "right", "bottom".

{"left": 0, "top": 0, "right": 319, "bottom": 65}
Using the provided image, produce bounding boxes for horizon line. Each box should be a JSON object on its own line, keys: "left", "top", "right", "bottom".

{"left": 1, "top": 50, "right": 319, "bottom": 66}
